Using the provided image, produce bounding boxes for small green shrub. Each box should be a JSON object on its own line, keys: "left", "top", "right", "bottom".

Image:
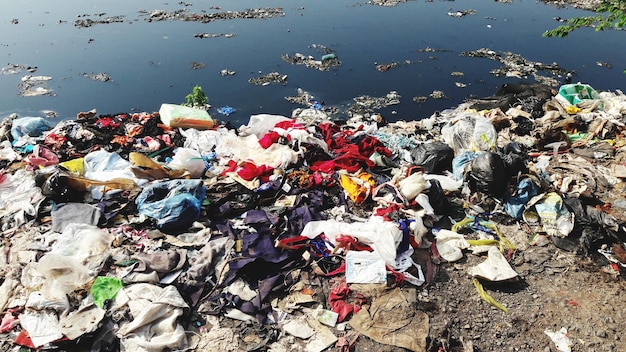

{"left": 183, "top": 85, "right": 208, "bottom": 108}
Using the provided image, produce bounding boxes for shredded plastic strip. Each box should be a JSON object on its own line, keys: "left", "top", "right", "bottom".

{"left": 451, "top": 216, "right": 516, "bottom": 252}
{"left": 466, "top": 239, "right": 499, "bottom": 247}
{"left": 473, "top": 278, "right": 508, "bottom": 313}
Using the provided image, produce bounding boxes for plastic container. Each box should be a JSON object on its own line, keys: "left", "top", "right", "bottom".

{"left": 159, "top": 103, "right": 215, "bottom": 129}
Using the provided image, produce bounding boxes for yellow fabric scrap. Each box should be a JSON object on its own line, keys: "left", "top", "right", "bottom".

{"left": 565, "top": 105, "right": 581, "bottom": 114}
{"left": 339, "top": 171, "right": 375, "bottom": 204}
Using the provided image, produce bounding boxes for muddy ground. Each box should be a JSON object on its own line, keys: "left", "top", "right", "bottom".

{"left": 389, "top": 244, "right": 625, "bottom": 352}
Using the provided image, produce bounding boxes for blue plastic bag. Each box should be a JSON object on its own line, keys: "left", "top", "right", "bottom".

{"left": 136, "top": 179, "right": 206, "bottom": 232}
{"left": 10, "top": 116, "right": 51, "bottom": 140}
{"left": 217, "top": 106, "right": 236, "bottom": 116}
{"left": 452, "top": 151, "right": 479, "bottom": 181}
{"left": 504, "top": 178, "right": 538, "bottom": 219}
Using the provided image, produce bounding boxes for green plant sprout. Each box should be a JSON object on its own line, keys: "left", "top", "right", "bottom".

{"left": 183, "top": 85, "right": 209, "bottom": 108}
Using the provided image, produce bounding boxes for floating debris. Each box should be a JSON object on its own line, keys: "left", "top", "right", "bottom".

{"left": 413, "top": 96, "right": 428, "bottom": 103}
{"left": 451, "top": 71, "right": 465, "bottom": 77}
{"left": 461, "top": 47, "right": 567, "bottom": 86}
{"left": 368, "top": 0, "right": 409, "bottom": 6}
{"left": 348, "top": 91, "right": 401, "bottom": 116}
{"left": 191, "top": 62, "right": 207, "bottom": 70}
{"left": 286, "top": 89, "right": 340, "bottom": 120}
{"left": 455, "top": 82, "right": 467, "bottom": 88}
{"left": 429, "top": 90, "right": 448, "bottom": 99}
{"left": 40, "top": 110, "right": 59, "bottom": 118}
{"left": 375, "top": 60, "right": 415, "bottom": 72}
{"left": 281, "top": 52, "right": 341, "bottom": 71}
{"left": 81, "top": 72, "right": 112, "bottom": 82}
{"left": 18, "top": 75, "right": 54, "bottom": 97}
{"left": 193, "top": 33, "right": 237, "bottom": 39}
{"left": 285, "top": 88, "right": 317, "bottom": 107}
{"left": 447, "top": 9, "right": 477, "bottom": 17}
{"left": 1, "top": 63, "right": 37, "bottom": 75}
{"left": 147, "top": 7, "right": 285, "bottom": 23}
{"left": 74, "top": 15, "right": 125, "bottom": 28}
{"left": 415, "top": 47, "right": 452, "bottom": 53}
{"left": 282, "top": 44, "right": 341, "bottom": 71}
{"left": 248, "top": 71, "right": 288, "bottom": 86}
{"left": 375, "top": 62, "right": 400, "bottom": 72}
{"left": 217, "top": 106, "right": 236, "bottom": 116}
{"left": 219, "top": 69, "right": 236, "bottom": 76}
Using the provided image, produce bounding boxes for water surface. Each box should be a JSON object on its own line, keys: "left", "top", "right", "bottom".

{"left": 1, "top": 0, "right": 625, "bottom": 125}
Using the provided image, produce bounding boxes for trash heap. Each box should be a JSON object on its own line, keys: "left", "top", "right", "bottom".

{"left": 1, "top": 82, "right": 625, "bottom": 352}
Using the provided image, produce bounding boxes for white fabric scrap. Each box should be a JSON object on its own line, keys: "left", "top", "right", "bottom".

{"left": 0, "top": 278, "right": 17, "bottom": 313}
{"left": 469, "top": 246, "right": 518, "bottom": 282}
{"left": 224, "top": 278, "right": 257, "bottom": 301}
{"left": 19, "top": 310, "right": 63, "bottom": 347}
{"left": 300, "top": 217, "right": 402, "bottom": 268}
{"left": 283, "top": 317, "right": 315, "bottom": 339}
{"left": 115, "top": 283, "right": 189, "bottom": 352}
{"left": 434, "top": 229, "right": 470, "bottom": 262}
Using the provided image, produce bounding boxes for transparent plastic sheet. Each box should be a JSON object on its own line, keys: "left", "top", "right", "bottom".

{"left": 83, "top": 149, "right": 136, "bottom": 182}
{"left": 0, "top": 169, "right": 44, "bottom": 231}
{"left": 300, "top": 217, "right": 403, "bottom": 268}
{"left": 237, "top": 114, "right": 291, "bottom": 138}
{"left": 441, "top": 112, "right": 497, "bottom": 154}
{"left": 33, "top": 224, "right": 114, "bottom": 295}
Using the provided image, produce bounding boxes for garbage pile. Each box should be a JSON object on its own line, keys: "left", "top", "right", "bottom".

{"left": 1, "top": 82, "right": 626, "bottom": 352}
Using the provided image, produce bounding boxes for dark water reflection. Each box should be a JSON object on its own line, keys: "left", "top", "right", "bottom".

{"left": 1, "top": 0, "right": 625, "bottom": 126}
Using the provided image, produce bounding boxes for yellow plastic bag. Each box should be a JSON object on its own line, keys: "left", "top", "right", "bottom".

{"left": 59, "top": 158, "right": 85, "bottom": 175}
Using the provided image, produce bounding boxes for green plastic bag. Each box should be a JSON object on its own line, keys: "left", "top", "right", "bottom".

{"left": 557, "top": 83, "right": 599, "bottom": 105}
{"left": 90, "top": 276, "right": 123, "bottom": 308}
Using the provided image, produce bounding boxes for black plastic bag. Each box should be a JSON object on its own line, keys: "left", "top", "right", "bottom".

{"left": 426, "top": 179, "right": 451, "bottom": 215}
{"left": 467, "top": 152, "right": 507, "bottom": 198}
{"left": 410, "top": 142, "right": 454, "bottom": 174}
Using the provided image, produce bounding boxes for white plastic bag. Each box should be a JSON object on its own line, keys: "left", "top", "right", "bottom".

{"left": 238, "top": 114, "right": 291, "bottom": 138}
{"left": 168, "top": 147, "right": 206, "bottom": 178}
